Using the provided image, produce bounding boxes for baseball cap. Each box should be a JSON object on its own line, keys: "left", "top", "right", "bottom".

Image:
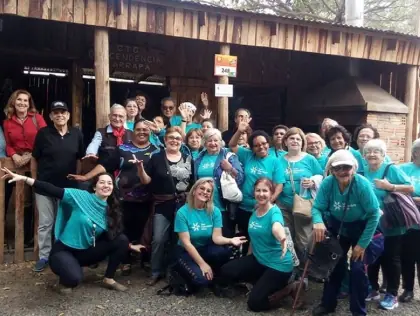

{"left": 331, "top": 160, "right": 354, "bottom": 167}
{"left": 50, "top": 101, "right": 69, "bottom": 112}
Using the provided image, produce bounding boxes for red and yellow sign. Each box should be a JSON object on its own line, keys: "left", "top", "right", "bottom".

{"left": 214, "top": 54, "right": 238, "bottom": 77}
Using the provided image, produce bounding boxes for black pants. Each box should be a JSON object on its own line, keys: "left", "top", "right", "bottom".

{"left": 236, "top": 208, "right": 252, "bottom": 255}
{"left": 220, "top": 255, "right": 291, "bottom": 312}
{"left": 367, "top": 256, "right": 385, "bottom": 291}
{"left": 49, "top": 234, "right": 129, "bottom": 288}
{"left": 222, "top": 211, "right": 235, "bottom": 238}
{"left": 122, "top": 201, "right": 151, "bottom": 264}
{"left": 381, "top": 235, "right": 402, "bottom": 296}
{"left": 401, "top": 230, "right": 420, "bottom": 292}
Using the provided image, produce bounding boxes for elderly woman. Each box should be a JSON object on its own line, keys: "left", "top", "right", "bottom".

{"left": 173, "top": 178, "right": 246, "bottom": 293}
{"left": 306, "top": 133, "right": 328, "bottom": 170}
{"left": 325, "top": 125, "right": 364, "bottom": 174}
{"left": 311, "top": 150, "right": 380, "bottom": 316}
{"left": 363, "top": 139, "right": 413, "bottom": 310}
{"left": 160, "top": 97, "right": 182, "bottom": 127}
{"left": 186, "top": 128, "right": 203, "bottom": 160}
{"left": 136, "top": 126, "right": 193, "bottom": 285}
{"left": 269, "top": 125, "right": 288, "bottom": 157}
{"left": 229, "top": 121, "right": 284, "bottom": 254}
{"left": 320, "top": 118, "right": 338, "bottom": 157}
{"left": 220, "top": 178, "right": 297, "bottom": 312}
{"left": 69, "top": 119, "right": 159, "bottom": 275}
{"left": 124, "top": 98, "right": 139, "bottom": 131}
{"left": 277, "top": 128, "right": 323, "bottom": 260}
{"left": 399, "top": 138, "right": 420, "bottom": 303}
{"left": 195, "top": 128, "right": 244, "bottom": 237}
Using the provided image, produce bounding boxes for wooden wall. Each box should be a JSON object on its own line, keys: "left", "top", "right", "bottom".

{"left": 1, "top": 0, "right": 420, "bottom": 65}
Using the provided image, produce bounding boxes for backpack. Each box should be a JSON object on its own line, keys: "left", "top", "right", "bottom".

{"left": 157, "top": 265, "right": 192, "bottom": 297}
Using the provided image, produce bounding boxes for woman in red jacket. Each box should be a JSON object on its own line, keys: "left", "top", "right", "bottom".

{"left": 3, "top": 89, "right": 47, "bottom": 246}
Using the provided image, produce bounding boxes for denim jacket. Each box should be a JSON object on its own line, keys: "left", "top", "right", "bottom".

{"left": 194, "top": 148, "right": 244, "bottom": 193}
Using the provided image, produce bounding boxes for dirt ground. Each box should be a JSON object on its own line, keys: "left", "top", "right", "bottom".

{"left": 1, "top": 262, "right": 420, "bottom": 316}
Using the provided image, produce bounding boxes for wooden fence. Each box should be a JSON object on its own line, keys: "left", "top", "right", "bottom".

{"left": 0, "top": 158, "right": 38, "bottom": 264}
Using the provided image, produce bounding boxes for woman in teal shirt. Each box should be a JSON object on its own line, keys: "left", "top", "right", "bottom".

{"left": 1, "top": 169, "right": 136, "bottom": 293}
{"left": 306, "top": 132, "right": 328, "bottom": 171}
{"left": 363, "top": 139, "right": 413, "bottom": 310}
{"left": 220, "top": 178, "right": 297, "bottom": 312}
{"left": 312, "top": 150, "right": 380, "bottom": 316}
{"left": 229, "top": 121, "right": 285, "bottom": 255}
{"left": 399, "top": 138, "right": 420, "bottom": 303}
{"left": 269, "top": 124, "right": 288, "bottom": 157}
{"left": 186, "top": 128, "right": 203, "bottom": 160}
{"left": 174, "top": 178, "right": 246, "bottom": 292}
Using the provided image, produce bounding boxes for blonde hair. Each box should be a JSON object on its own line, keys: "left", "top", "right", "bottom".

{"left": 5, "top": 89, "right": 37, "bottom": 119}
{"left": 187, "top": 178, "right": 215, "bottom": 213}
{"left": 306, "top": 133, "right": 326, "bottom": 150}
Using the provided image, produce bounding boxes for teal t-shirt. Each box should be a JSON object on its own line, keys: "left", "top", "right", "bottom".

{"left": 126, "top": 121, "right": 135, "bottom": 131}
{"left": 268, "top": 147, "right": 287, "bottom": 158}
{"left": 175, "top": 204, "right": 223, "bottom": 248}
{"left": 278, "top": 154, "right": 323, "bottom": 208}
{"left": 58, "top": 190, "right": 107, "bottom": 249}
{"left": 349, "top": 147, "right": 364, "bottom": 174}
{"left": 185, "top": 122, "right": 202, "bottom": 134}
{"left": 322, "top": 147, "right": 331, "bottom": 157}
{"left": 399, "top": 162, "right": 420, "bottom": 197}
{"left": 170, "top": 115, "right": 182, "bottom": 127}
{"left": 359, "top": 151, "right": 392, "bottom": 173}
{"left": 197, "top": 153, "right": 223, "bottom": 210}
{"left": 316, "top": 154, "right": 328, "bottom": 171}
{"left": 248, "top": 205, "right": 293, "bottom": 273}
{"left": 237, "top": 146, "right": 285, "bottom": 212}
{"left": 312, "top": 174, "right": 380, "bottom": 248}
{"left": 191, "top": 149, "right": 200, "bottom": 160}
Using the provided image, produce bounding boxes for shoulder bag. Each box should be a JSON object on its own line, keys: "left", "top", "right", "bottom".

{"left": 220, "top": 152, "right": 243, "bottom": 203}
{"left": 289, "top": 161, "right": 313, "bottom": 218}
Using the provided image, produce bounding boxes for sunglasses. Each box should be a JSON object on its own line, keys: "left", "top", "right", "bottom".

{"left": 167, "top": 135, "right": 183, "bottom": 142}
{"left": 332, "top": 165, "right": 353, "bottom": 172}
{"left": 163, "top": 106, "right": 174, "bottom": 110}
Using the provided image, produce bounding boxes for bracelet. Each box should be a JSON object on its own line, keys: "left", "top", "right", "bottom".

{"left": 181, "top": 120, "right": 187, "bottom": 123}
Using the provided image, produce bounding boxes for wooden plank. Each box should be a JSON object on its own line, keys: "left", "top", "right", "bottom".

{"left": 405, "top": 66, "right": 417, "bottom": 160}
{"left": 138, "top": 2, "right": 147, "bottom": 32}
{"left": 285, "top": 24, "right": 294, "bottom": 50}
{"left": 278, "top": 23, "right": 286, "bottom": 49}
{"left": 71, "top": 60, "right": 84, "bottom": 128}
{"left": 247, "top": 18, "right": 257, "bottom": 46}
{"left": 226, "top": 16, "right": 234, "bottom": 43}
{"left": 0, "top": 1, "right": 3, "bottom": 14}
{"left": 207, "top": 13, "right": 218, "bottom": 41}
{"left": 94, "top": 29, "right": 110, "bottom": 129}
{"left": 363, "top": 36, "right": 373, "bottom": 60}
{"left": 106, "top": 0, "right": 116, "bottom": 28}
{"left": 396, "top": 41, "right": 406, "bottom": 63}
{"left": 369, "top": 38, "right": 383, "bottom": 61}
{"left": 73, "top": 0, "right": 85, "bottom": 23}
{"left": 0, "top": 163, "right": 4, "bottom": 264}
{"left": 146, "top": 4, "right": 156, "bottom": 33}
{"left": 128, "top": 1, "right": 139, "bottom": 31}
{"left": 4, "top": 0, "right": 17, "bottom": 14}
{"left": 401, "top": 41, "right": 411, "bottom": 64}
{"left": 232, "top": 17, "right": 242, "bottom": 44}
{"left": 17, "top": 0, "right": 30, "bottom": 17}
{"left": 96, "top": 0, "right": 107, "bottom": 27}
{"left": 350, "top": 33, "right": 360, "bottom": 57}
{"left": 116, "top": 0, "right": 128, "bottom": 30}
{"left": 183, "top": 10, "right": 193, "bottom": 38}
{"left": 270, "top": 23, "right": 279, "bottom": 48}
{"left": 256, "top": 20, "right": 270, "bottom": 47}
{"left": 240, "top": 18, "right": 249, "bottom": 45}
{"left": 14, "top": 172, "right": 25, "bottom": 263}
{"left": 192, "top": 11, "right": 199, "bottom": 38}
{"left": 198, "top": 12, "right": 208, "bottom": 40}
{"left": 218, "top": 44, "right": 230, "bottom": 132}
{"left": 165, "top": 7, "right": 175, "bottom": 36}
{"left": 51, "top": 0, "right": 62, "bottom": 20}
{"left": 62, "top": 0, "right": 74, "bottom": 22}
{"left": 294, "top": 25, "right": 303, "bottom": 51}
{"left": 318, "top": 29, "right": 328, "bottom": 54}
{"left": 85, "top": 0, "right": 97, "bottom": 25}
{"left": 155, "top": 6, "right": 165, "bottom": 34}
{"left": 173, "top": 8, "right": 184, "bottom": 37}
{"left": 306, "top": 27, "right": 318, "bottom": 53}
{"left": 216, "top": 15, "right": 226, "bottom": 42}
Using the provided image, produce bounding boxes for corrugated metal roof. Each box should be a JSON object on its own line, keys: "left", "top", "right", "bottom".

{"left": 171, "top": 0, "right": 419, "bottom": 39}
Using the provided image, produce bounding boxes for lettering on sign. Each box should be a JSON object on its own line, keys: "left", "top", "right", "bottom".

{"left": 88, "top": 45, "right": 165, "bottom": 74}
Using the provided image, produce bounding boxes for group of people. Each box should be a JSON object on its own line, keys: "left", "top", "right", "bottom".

{"left": 2, "top": 88, "right": 420, "bottom": 316}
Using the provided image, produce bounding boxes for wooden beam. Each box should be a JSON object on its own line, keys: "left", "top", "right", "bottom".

{"left": 94, "top": 28, "right": 110, "bottom": 129}
{"left": 70, "top": 60, "right": 84, "bottom": 128}
{"left": 217, "top": 44, "right": 229, "bottom": 132}
{"left": 14, "top": 169, "right": 25, "bottom": 263}
{"left": 0, "top": 161, "right": 4, "bottom": 264}
{"left": 405, "top": 66, "right": 417, "bottom": 160}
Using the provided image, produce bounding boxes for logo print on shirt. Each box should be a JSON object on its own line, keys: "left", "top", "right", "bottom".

{"left": 333, "top": 201, "right": 355, "bottom": 211}
{"left": 249, "top": 221, "right": 262, "bottom": 229}
{"left": 250, "top": 166, "right": 268, "bottom": 175}
{"left": 202, "top": 162, "right": 215, "bottom": 169}
{"left": 192, "top": 223, "right": 200, "bottom": 231}
{"left": 333, "top": 201, "right": 342, "bottom": 210}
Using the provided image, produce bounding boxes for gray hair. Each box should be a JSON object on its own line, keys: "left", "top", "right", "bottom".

{"left": 363, "top": 139, "right": 387, "bottom": 156}
{"left": 325, "top": 149, "right": 358, "bottom": 174}
{"left": 110, "top": 103, "right": 126, "bottom": 114}
{"left": 203, "top": 128, "right": 225, "bottom": 148}
{"left": 306, "top": 133, "right": 326, "bottom": 150}
{"left": 412, "top": 138, "right": 420, "bottom": 156}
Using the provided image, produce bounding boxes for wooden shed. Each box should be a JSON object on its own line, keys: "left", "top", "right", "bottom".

{"left": 0, "top": 0, "right": 420, "bottom": 262}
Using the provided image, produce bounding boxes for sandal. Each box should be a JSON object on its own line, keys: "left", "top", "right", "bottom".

{"left": 121, "top": 264, "right": 131, "bottom": 276}
{"left": 102, "top": 281, "right": 128, "bottom": 292}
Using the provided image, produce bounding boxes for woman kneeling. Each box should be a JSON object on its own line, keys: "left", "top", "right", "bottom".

{"left": 220, "top": 178, "right": 297, "bottom": 312}
{"left": 174, "top": 178, "right": 246, "bottom": 292}
{"left": 2, "top": 168, "right": 133, "bottom": 293}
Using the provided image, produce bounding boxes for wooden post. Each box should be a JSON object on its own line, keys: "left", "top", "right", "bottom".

{"left": 405, "top": 66, "right": 417, "bottom": 161}
{"left": 70, "top": 60, "right": 84, "bottom": 128}
{"left": 0, "top": 161, "right": 4, "bottom": 263}
{"left": 217, "top": 44, "right": 230, "bottom": 132}
{"left": 14, "top": 169, "right": 25, "bottom": 263}
{"left": 94, "top": 28, "right": 110, "bottom": 129}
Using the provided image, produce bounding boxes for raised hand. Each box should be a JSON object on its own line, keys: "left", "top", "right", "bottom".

{"left": 201, "top": 92, "right": 209, "bottom": 107}
{"left": 67, "top": 174, "right": 88, "bottom": 182}
{"left": 1, "top": 167, "right": 26, "bottom": 183}
{"left": 81, "top": 154, "right": 99, "bottom": 160}
{"left": 200, "top": 109, "right": 212, "bottom": 120}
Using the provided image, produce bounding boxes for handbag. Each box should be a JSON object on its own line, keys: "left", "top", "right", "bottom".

{"left": 288, "top": 161, "right": 313, "bottom": 218}
{"left": 220, "top": 152, "right": 243, "bottom": 203}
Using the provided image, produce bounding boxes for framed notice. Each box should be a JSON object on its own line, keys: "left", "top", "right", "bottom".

{"left": 214, "top": 54, "right": 238, "bottom": 77}
{"left": 215, "top": 84, "right": 233, "bottom": 97}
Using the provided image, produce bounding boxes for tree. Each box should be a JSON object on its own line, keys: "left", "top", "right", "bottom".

{"left": 200, "top": 0, "right": 418, "bottom": 34}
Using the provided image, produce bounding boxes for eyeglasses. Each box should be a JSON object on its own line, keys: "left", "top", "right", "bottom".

{"left": 167, "top": 135, "right": 183, "bottom": 142}
{"left": 331, "top": 165, "right": 353, "bottom": 172}
{"left": 308, "top": 141, "right": 321, "bottom": 147}
{"left": 163, "top": 106, "right": 174, "bottom": 111}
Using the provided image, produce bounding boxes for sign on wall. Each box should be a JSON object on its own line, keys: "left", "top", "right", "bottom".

{"left": 214, "top": 54, "right": 238, "bottom": 77}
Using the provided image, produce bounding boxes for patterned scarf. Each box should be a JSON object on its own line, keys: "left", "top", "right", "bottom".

{"left": 112, "top": 126, "right": 125, "bottom": 146}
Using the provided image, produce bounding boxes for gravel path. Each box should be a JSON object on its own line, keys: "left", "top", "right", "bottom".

{"left": 1, "top": 262, "right": 420, "bottom": 316}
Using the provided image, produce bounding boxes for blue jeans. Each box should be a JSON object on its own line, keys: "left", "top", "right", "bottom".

{"left": 174, "top": 244, "right": 231, "bottom": 287}
{"left": 151, "top": 213, "right": 172, "bottom": 277}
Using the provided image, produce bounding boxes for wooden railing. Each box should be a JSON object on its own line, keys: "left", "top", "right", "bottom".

{"left": 0, "top": 158, "right": 38, "bottom": 263}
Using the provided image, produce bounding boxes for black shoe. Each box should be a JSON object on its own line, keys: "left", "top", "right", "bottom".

{"left": 399, "top": 290, "right": 414, "bottom": 303}
{"left": 379, "top": 283, "right": 387, "bottom": 294}
{"left": 312, "top": 305, "right": 335, "bottom": 316}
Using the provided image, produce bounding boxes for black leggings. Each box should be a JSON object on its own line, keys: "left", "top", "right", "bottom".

{"left": 401, "top": 229, "right": 420, "bottom": 292}
{"left": 49, "top": 234, "right": 129, "bottom": 288}
{"left": 220, "top": 255, "right": 292, "bottom": 312}
{"left": 236, "top": 209, "right": 252, "bottom": 255}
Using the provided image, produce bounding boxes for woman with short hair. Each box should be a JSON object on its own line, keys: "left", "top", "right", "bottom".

{"left": 269, "top": 125, "right": 288, "bottom": 157}
{"left": 186, "top": 128, "right": 203, "bottom": 160}
{"left": 311, "top": 149, "right": 380, "bottom": 316}
{"left": 124, "top": 98, "right": 139, "bottom": 131}
{"left": 306, "top": 133, "right": 328, "bottom": 170}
